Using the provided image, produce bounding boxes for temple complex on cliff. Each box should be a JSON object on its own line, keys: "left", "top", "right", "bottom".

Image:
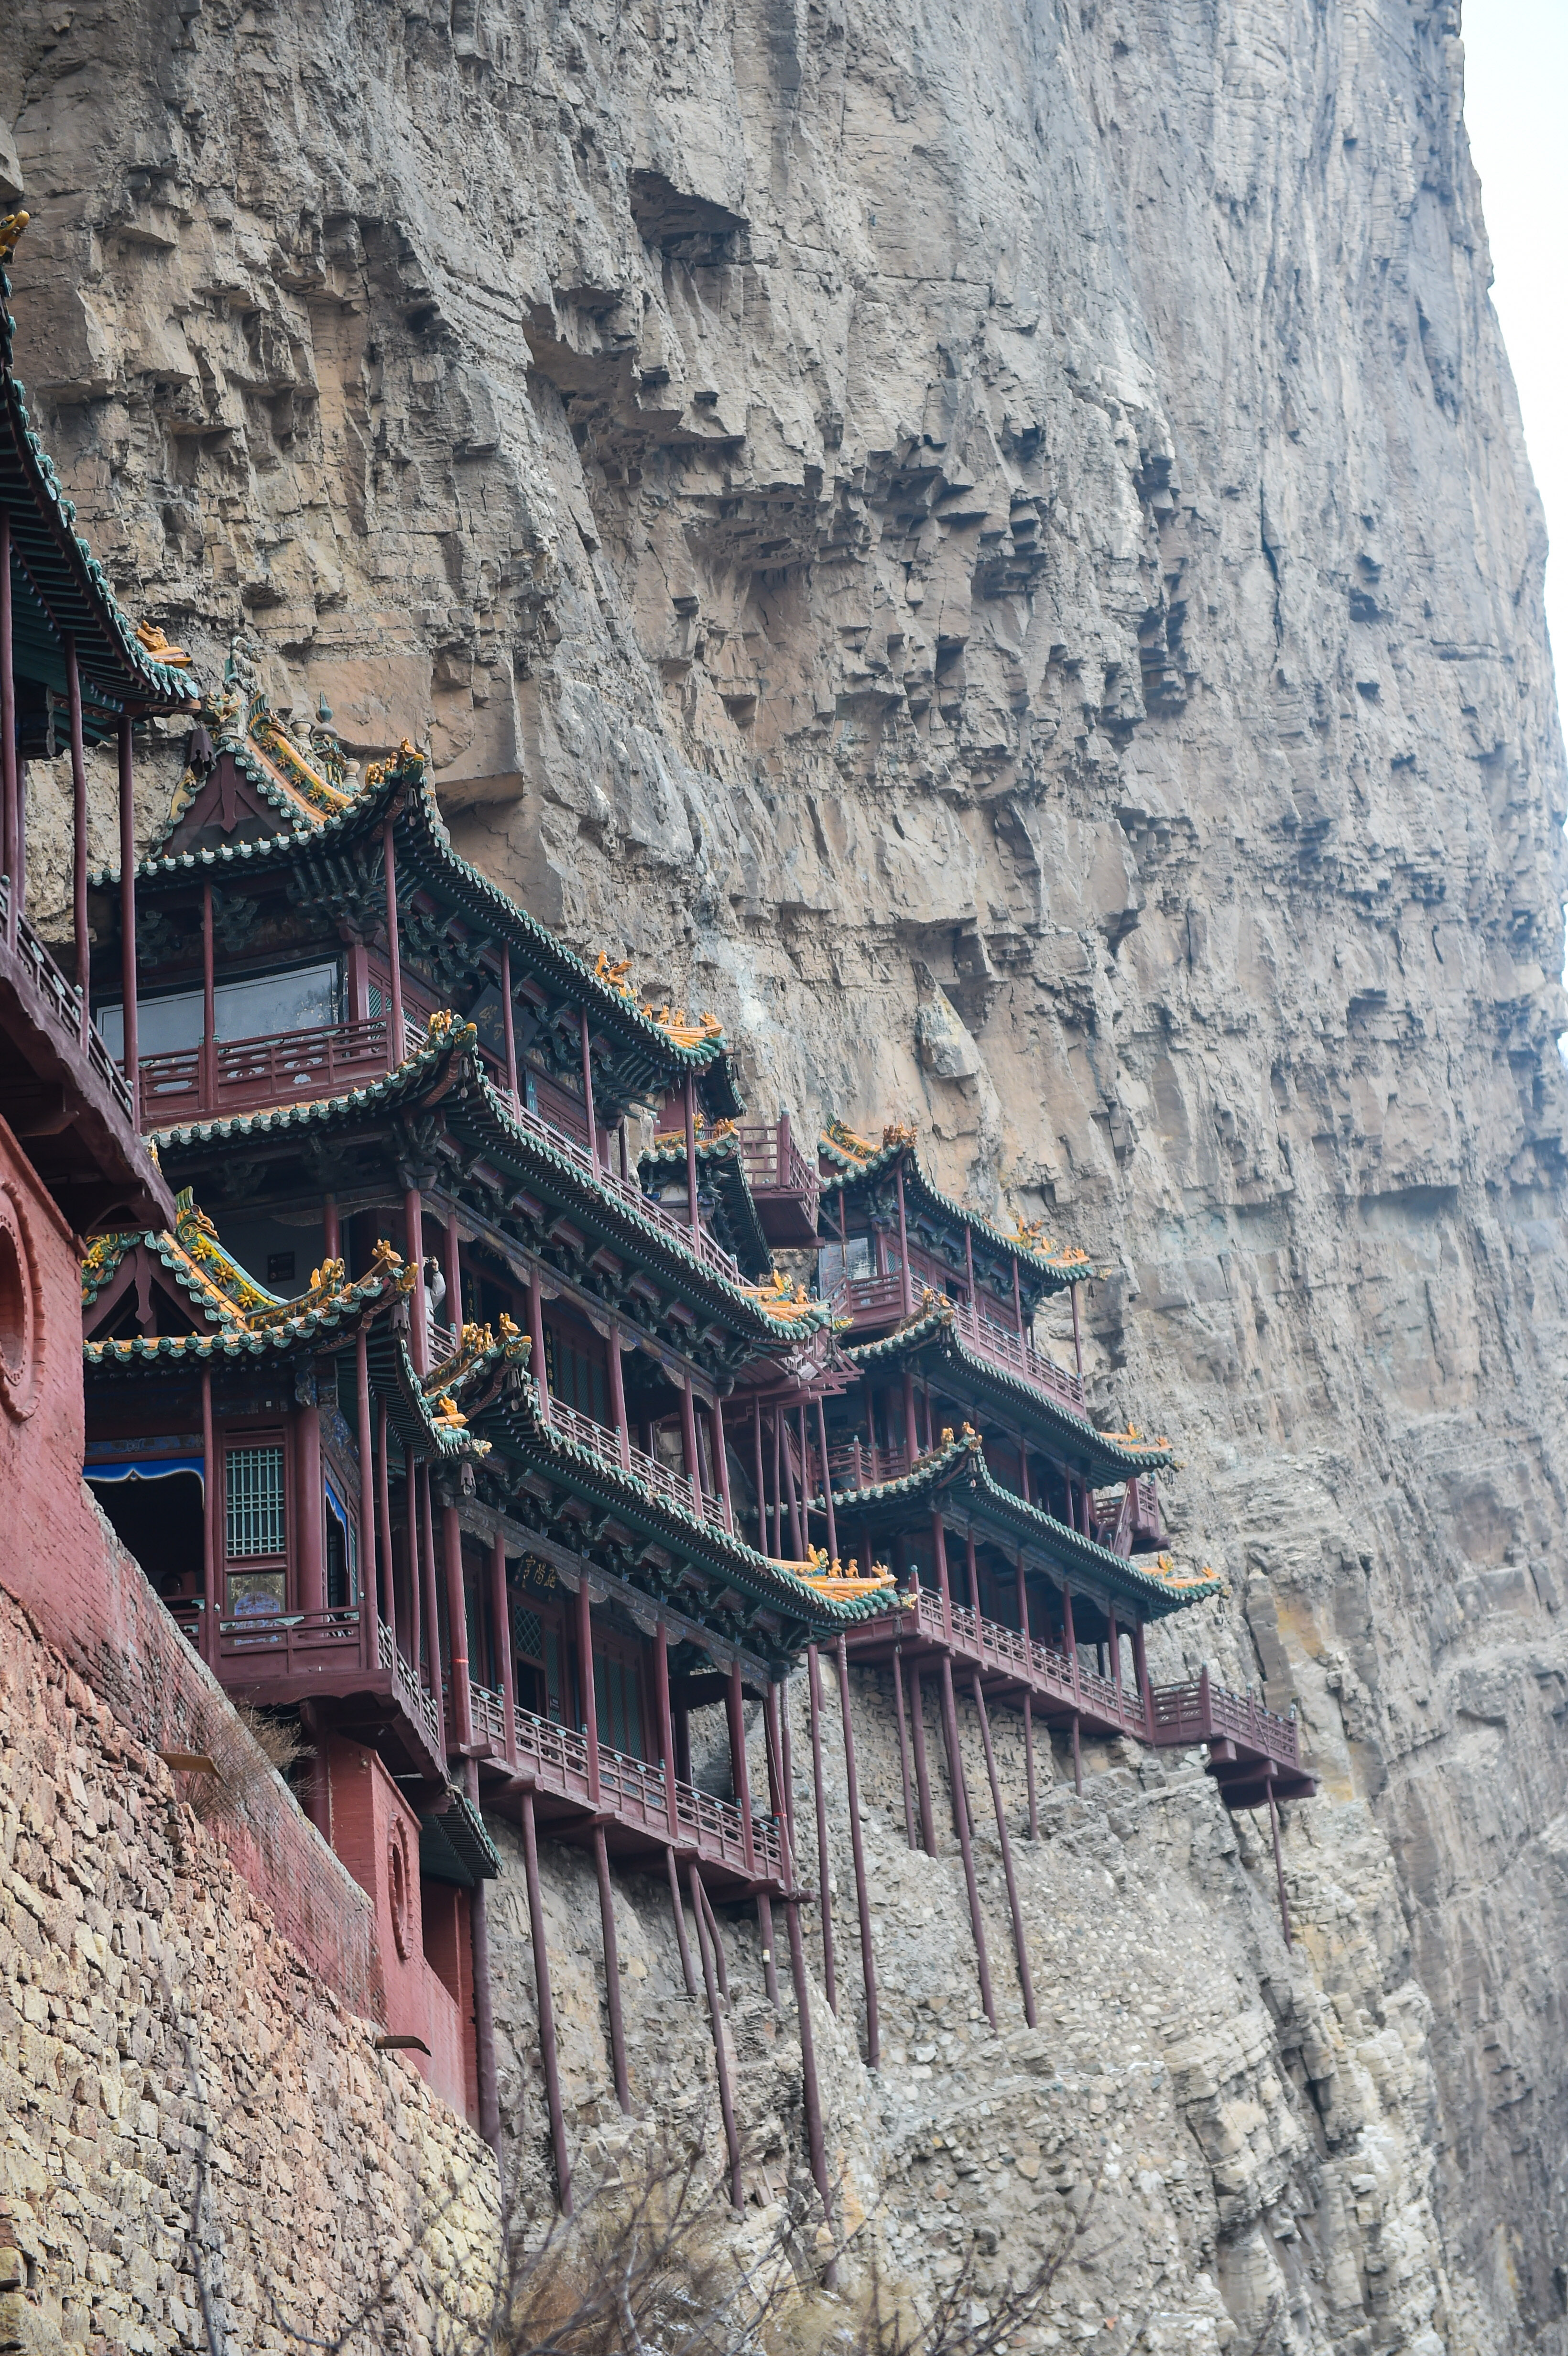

{"left": 0, "top": 231, "right": 1312, "bottom": 2222}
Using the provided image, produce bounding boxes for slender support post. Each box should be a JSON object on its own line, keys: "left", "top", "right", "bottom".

{"left": 711, "top": 1394, "right": 733, "bottom": 1531}
{"left": 939, "top": 1655, "right": 994, "bottom": 2025}
{"left": 1267, "top": 1781, "right": 1293, "bottom": 1945}
{"left": 770, "top": 1410, "right": 784, "bottom": 1557}
{"left": 296, "top": 1393, "right": 325, "bottom": 1617}
{"left": 1016, "top": 1556, "right": 1039, "bottom": 1837}
{"left": 1071, "top": 1716, "right": 1083, "bottom": 1797}
{"left": 777, "top": 1669, "right": 797, "bottom": 1852}
{"left": 322, "top": 1192, "right": 340, "bottom": 1265}
{"left": 404, "top": 1188, "right": 428, "bottom": 1374}
{"left": 784, "top": 1895, "right": 836, "bottom": 2279}
{"left": 577, "top": 1574, "right": 600, "bottom": 1805}
{"left": 593, "top": 1826, "right": 631, "bottom": 2112}
{"left": 902, "top": 1368, "right": 918, "bottom": 1461}
{"left": 200, "top": 1364, "right": 217, "bottom": 1666}
{"left": 404, "top": 1465, "right": 422, "bottom": 1692}
{"left": 501, "top": 943, "right": 519, "bottom": 1108}
{"left": 836, "top": 1635, "right": 880, "bottom": 2065}
{"left": 117, "top": 719, "right": 138, "bottom": 1124}
{"left": 491, "top": 1529, "right": 516, "bottom": 1760}
{"left": 528, "top": 1264, "right": 549, "bottom": 1416}
{"left": 355, "top": 1326, "right": 375, "bottom": 1639}
{"left": 1108, "top": 1606, "right": 1122, "bottom": 1711}
{"left": 679, "top": 1374, "right": 703, "bottom": 1515}
{"left": 894, "top": 1158, "right": 913, "bottom": 1316}
{"left": 726, "top": 1659, "right": 757, "bottom": 1877}
{"left": 797, "top": 1404, "right": 813, "bottom": 1541}
{"left": 1012, "top": 1253, "right": 1024, "bottom": 1338}
{"left": 418, "top": 1465, "right": 444, "bottom": 1739}
{"left": 781, "top": 1411, "right": 804, "bottom": 1557}
{"left": 461, "top": 1757, "right": 501, "bottom": 2152}
{"left": 196, "top": 877, "right": 218, "bottom": 1107}
{"left": 690, "top": 1863, "right": 743, "bottom": 2208}
{"left": 695, "top": 1871, "right": 730, "bottom": 1999}
{"left": 65, "top": 636, "right": 91, "bottom": 1040}
{"left": 757, "top": 1892, "right": 779, "bottom": 2007}
{"left": 382, "top": 814, "right": 404, "bottom": 1059}
{"left": 683, "top": 1075, "right": 700, "bottom": 1233}
{"left": 815, "top": 1396, "right": 838, "bottom": 1560}
{"left": 932, "top": 1511, "right": 954, "bottom": 1644}
{"left": 1132, "top": 1617, "right": 1155, "bottom": 1739}
{"left": 1071, "top": 1280, "right": 1084, "bottom": 1383}
{"left": 655, "top": 1620, "right": 679, "bottom": 1836}
{"left": 972, "top": 1672, "right": 1036, "bottom": 2025}
{"left": 892, "top": 1646, "right": 917, "bottom": 1849}
{"left": 909, "top": 1665, "right": 938, "bottom": 1854}
{"left": 441, "top": 1503, "right": 474, "bottom": 1751}
{"left": 965, "top": 1222, "right": 976, "bottom": 1307}
{"left": 806, "top": 1644, "right": 837, "bottom": 2010}
{"left": 607, "top": 1327, "right": 632, "bottom": 1468}
{"left": 1017, "top": 1439, "right": 1032, "bottom": 1506}
{"left": 665, "top": 1846, "right": 699, "bottom": 1997}
{"left": 443, "top": 1204, "right": 463, "bottom": 1335}
{"left": 0, "top": 510, "right": 14, "bottom": 923}
{"left": 752, "top": 1399, "right": 768, "bottom": 1554}
{"left": 376, "top": 1399, "right": 396, "bottom": 1655}
{"left": 579, "top": 1005, "right": 598, "bottom": 1164}
{"left": 965, "top": 1528, "right": 980, "bottom": 1615}
{"left": 521, "top": 1790, "right": 571, "bottom": 2210}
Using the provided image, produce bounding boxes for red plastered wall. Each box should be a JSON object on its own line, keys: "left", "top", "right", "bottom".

{"left": 327, "top": 1740, "right": 474, "bottom": 2123}
{"left": 0, "top": 1117, "right": 385, "bottom": 2023}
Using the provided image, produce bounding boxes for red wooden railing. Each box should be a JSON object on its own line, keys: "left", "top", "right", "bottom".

{"left": 492, "top": 1700, "right": 785, "bottom": 1882}
{"left": 507, "top": 1094, "right": 743, "bottom": 1284}
{"left": 543, "top": 1393, "right": 730, "bottom": 1531}
{"left": 0, "top": 878, "right": 137, "bottom": 1122}
{"left": 139, "top": 1014, "right": 424, "bottom": 1122}
{"left": 1150, "top": 1669, "right": 1302, "bottom": 1769}
{"left": 951, "top": 1298, "right": 1087, "bottom": 1412}
{"left": 737, "top": 1114, "right": 820, "bottom": 1232}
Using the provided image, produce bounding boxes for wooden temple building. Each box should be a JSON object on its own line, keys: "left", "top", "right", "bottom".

{"left": 0, "top": 227, "right": 1313, "bottom": 2229}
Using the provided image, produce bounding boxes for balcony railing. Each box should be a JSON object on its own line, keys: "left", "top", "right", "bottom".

{"left": 138, "top": 1014, "right": 425, "bottom": 1123}
{"left": 0, "top": 877, "right": 135, "bottom": 1122}
{"left": 951, "top": 1298, "right": 1086, "bottom": 1413}
{"left": 1150, "top": 1670, "right": 1302, "bottom": 1770}
{"left": 503, "top": 1702, "right": 784, "bottom": 1882}
{"left": 543, "top": 1392, "right": 730, "bottom": 1532}
{"left": 737, "top": 1114, "right": 820, "bottom": 1243}
{"left": 378, "top": 1615, "right": 444, "bottom": 1757}
{"left": 503, "top": 1093, "right": 744, "bottom": 1285}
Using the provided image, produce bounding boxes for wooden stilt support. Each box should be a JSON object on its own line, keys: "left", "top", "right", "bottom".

{"left": 520, "top": 1790, "right": 571, "bottom": 2210}
{"left": 1267, "top": 1780, "right": 1293, "bottom": 1945}
{"left": 784, "top": 1895, "right": 836, "bottom": 2285}
{"left": 835, "top": 1635, "right": 880, "bottom": 2066}
{"left": 815, "top": 1395, "right": 838, "bottom": 1560}
{"left": 689, "top": 1864, "right": 743, "bottom": 2209}
{"left": 695, "top": 1872, "right": 730, "bottom": 2003}
{"left": 665, "top": 1846, "right": 698, "bottom": 1997}
{"left": 465, "top": 1760, "right": 501, "bottom": 2151}
{"left": 1072, "top": 1716, "right": 1083, "bottom": 1798}
{"left": 756, "top": 1892, "right": 780, "bottom": 2007}
{"left": 806, "top": 1644, "right": 838, "bottom": 2010}
{"left": 892, "top": 1646, "right": 917, "bottom": 1850}
{"left": 593, "top": 1825, "right": 631, "bottom": 2112}
{"left": 971, "top": 1673, "right": 1036, "bottom": 2026}
{"left": 939, "top": 1656, "right": 994, "bottom": 2025}
{"left": 909, "top": 1664, "right": 938, "bottom": 1855}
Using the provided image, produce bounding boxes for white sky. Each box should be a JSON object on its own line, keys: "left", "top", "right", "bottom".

{"left": 1462, "top": 0, "right": 1568, "bottom": 684}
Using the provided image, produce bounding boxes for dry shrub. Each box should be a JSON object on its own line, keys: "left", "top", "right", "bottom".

{"left": 181, "top": 1702, "right": 313, "bottom": 1828}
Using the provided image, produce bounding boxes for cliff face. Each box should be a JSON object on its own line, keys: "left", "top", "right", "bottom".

{"left": 6, "top": 0, "right": 1568, "bottom": 2347}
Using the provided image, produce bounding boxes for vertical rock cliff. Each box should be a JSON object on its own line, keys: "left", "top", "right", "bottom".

{"left": 4, "top": 1, "right": 1567, "bottom": 2348}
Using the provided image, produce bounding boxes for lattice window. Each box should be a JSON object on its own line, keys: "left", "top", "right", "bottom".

{"left": 512, "top": 1606, "right": 544, "bottom": 1664}
{"left": 226, "top": 1446, "right": 285, "bottom": 1559}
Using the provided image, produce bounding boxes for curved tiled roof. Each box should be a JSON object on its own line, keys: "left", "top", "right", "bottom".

{"left": 818, "top": 1117, "right": 1111, "bottom": 1294}
{"left": 83, "top": 1247, "right": 414, "bottom": 1369}
{"left": 816, "top": 1426, "right": 1220, "bottom": 1620}
{"left": 640, "top": 1121, "right": 772, "bottom": 1279}
{"left": 150, "top": 1014, "right": 834, "bottom": 1350}
{"left": 2, "top": 240, "right": 201, "bottom": 734}
{"left": 847, "top": 1295, "right": 1176, "bottom": 1478}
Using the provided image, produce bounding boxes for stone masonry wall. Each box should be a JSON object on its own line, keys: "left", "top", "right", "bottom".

{"left": 0, "top": 1582, "right": 498, "bottom": 2356}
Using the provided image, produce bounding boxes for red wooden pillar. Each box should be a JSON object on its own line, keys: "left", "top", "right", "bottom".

{"left": 376, "top": 1399, "right": 396, "bottom": 1654}
{"left": 932, "top": 1510, "right": 954, "bottom": 1642}
{"left": 894, "top": 1158, "right": 913, "bottom": 1315}
{"left": 321, "top": 1192, "right": 340, "bottom": 1265}
{"left": 607, "top": 1328, "right": 632, "bottom": 1468}
{"left": 199, "top": 1364, "right": 218, "bottom": 1668}
{"left": 1070, "top": 1280, "right": 1084, "bottom": 1383}
{"left": 403, "top": 1187, "right": 428, "bottom": 1373}
{"left": 806, "top": 1644, "right": 838, "bottom": 2011}
{"left": 892, "top": 1646, "right": 917, "bottom": 1849}
{"left": 0, "top": 509, "right": 14, "bottom": 921}
{"left": 403, "top": 1462, "right": 421, "bottom": 1684}
{"left": 726, "top": 1660, "right": 756, "bottom": 1877}
{"left": 683, "top": 1076, "right": 700, "bottom": 1234}
{"left": 439, "top": 1504, "right": 473, "bottom": 1749}
{"left": 501, "top": 942, "right": 519, "bottom": 1109}
{"left": 1063, "top": 1587, "right": 1083, "bottom": 1795}
{"left": 529, "top": 1265, "right": 550, "bottom": 1417}
{"left": 909, "top": 1664, "right": 938, "bottom": 1854}
{"left": 65, "top": 636, "right": 90, "bottom": 1042}
{"left": 902, "top": 1367, "right": 918, "bottom": 1461}
{"left": 939, "top": 1654, "right": 995, "bottom": 2026}
{"left": 577, "top": 1574, "right": 600, "bottom": 1803}
{"left": 198, "top": 879, "right": 217, "bottom": 1108}
{"left": 594, "top": 1825, "right": 631, "bottom": 2112}
{"left": 1017, "top": 1554, "right": 1039, "bottom": 1838}
{"left": 689, "top": 1861, "right": 743, "bottom": 2208}
{"left": 520, "top": 1789, "right": 572, "bottom": 2210}
{"left": 1132, "top": 1615, "right": 1154, "bottom": 1740}
{"left": 1268, "top": 1779, "right": 1293, "bottom": 1945}
{"left": 117, "top": 718, "right": 139, "bottom": 1125}
{"left": 295, "top": 1392, "right": 325, "bottom": 1617}
{"left": 1108, "top": 1605, "right": 1122, "bottom": 1712}
{"left": 465, "top": 1755, "right": 501, "bottom": 2152}
{"left": 354, "top": 1326, "right": 376, "bottom": 1657}
{"left": 836, "top": 1635, "right": 880, "bottom": 2065}
{"left": 579, "top": 1005, "right": 598, "bottom": 1163}
{"left": 711, "top": 1395, "right": 733, "bottom": 1531}
{"left": 972, "top": 1670, "right": 1036, "bottom": 2026}
{"left": 488, "top": 1533, "right": 514, "bottom": 1752}
{"left": 815, "top": 1396, "right": 838, "bottom": 1559}
{"left": 679, "top": 1376, "right": 703, "bottom": 1515}
{"left": 381, "top": 813, "right": 403, "bottom": 1067}
{"left": 417, "top": 1464, "right": 444, "bottom": 1746}
{"left": 443, "top": 1205, "right": 463, "bottom": 1338}
{"left": 751, "top": 1398, "right": 768, "bottom": 1552}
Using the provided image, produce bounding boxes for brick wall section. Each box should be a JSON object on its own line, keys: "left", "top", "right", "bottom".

{"left": 0, "top": 1584, "right": 499, "bottom": 2353}
{"left": 0, "top": 1118, "right": 386, "bottom": 2021}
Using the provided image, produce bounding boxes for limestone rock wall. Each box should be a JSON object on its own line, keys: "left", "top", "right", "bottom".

{"left": 3, "top": 0, "right": 1567, "bottom": 2348}
{"left": 0, "top": 1586, "right": 497, "bottom": 2356}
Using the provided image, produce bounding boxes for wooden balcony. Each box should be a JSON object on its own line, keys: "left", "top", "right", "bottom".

{"left": 1150, "top": 1669, "right": 1315, "bottom": 1804}
{"left": 138, "top": 1014, "right": 423, "bottom": 1124}
{"left": 470, "top": 1688, "right": 788, "bottom": 1894}
{"left": 737, "top": 1114, "right": 820, "bottom": 1245}
{"left": 507, "top": 1093, "right": 744, "bottom": 1284}
{"left": 950, "top": 1298, "right": 1087, "bottom": 1415}
{"left": 542, "top": 1393, "right": 730, "bottom": 1533}
{"left": 844, "top": 1582, "right": 1150, "bottom": 1740}
{"left": 164, "top": 1597, "right": 446, "bottom": 1779}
